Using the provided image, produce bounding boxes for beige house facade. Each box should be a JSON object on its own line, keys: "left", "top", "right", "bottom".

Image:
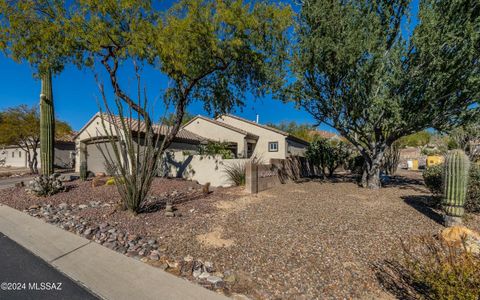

{"left": 74, "top": 113, "right": 204, "bottom": 174}
{"left": 183, "top": 114, "right": 309, "bottom": 161}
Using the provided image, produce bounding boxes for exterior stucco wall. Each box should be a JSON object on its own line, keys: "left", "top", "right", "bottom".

{"left": 162, "top": 152, "right": 248, "bottom": 187}
{"left": 183, "top": 118, "right": 247, "bottom": 157}
{"left": 75, "top": 115, "right": 200, "bottom": 173}
{"left": 286, "top": 139, "right": 308, "bottom": 157}
{"left": 216, "top": 115, "right": 287, "bottom": 161}
{"left": 0, "top": 147, "right": 26, "bottom": 167}
{"left": 75, "top": 115, "right": 128, "bottom": 173}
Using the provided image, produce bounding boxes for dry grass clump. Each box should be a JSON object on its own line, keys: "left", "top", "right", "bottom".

{"left": 378, "top": 235, "right": 480, "bottom": 300}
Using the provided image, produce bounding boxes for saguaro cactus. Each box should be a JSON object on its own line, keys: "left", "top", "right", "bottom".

{"left": 442, "top": 149, "right": 470, "bottom": 226}
{"left": 80, "top": 161, "right": 88, "bottom": 181}
{"left": 40, "top": 70, "right": 55, "bottom": 176}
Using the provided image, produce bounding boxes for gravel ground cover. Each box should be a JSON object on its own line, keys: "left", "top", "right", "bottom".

{"left": 1, "top": 171, "right": 478, "bottom": 299}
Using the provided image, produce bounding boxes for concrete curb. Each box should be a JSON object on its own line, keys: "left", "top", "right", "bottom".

{"left": 0, "top": 204, "right": 228, "bottom": 300}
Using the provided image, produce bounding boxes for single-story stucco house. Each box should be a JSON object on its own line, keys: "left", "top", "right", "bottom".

{"left": 183, "top": 114, "right": 310, "bottom": 160}
{"left": 74, "top": 113, "right": 206, "bottom": 174}
{"left": 0, "top": 140, "right": 75, "bottom": 169}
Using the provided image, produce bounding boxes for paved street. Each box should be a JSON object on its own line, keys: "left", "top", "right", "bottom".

{"left": 0, "top": 233, "right": 98, "bottom": 300}
{"left": 0, "top": 176, "right": 35, "bottom": 190}
{"left": 0, "top": 172, "right": 77, "bottom": 190}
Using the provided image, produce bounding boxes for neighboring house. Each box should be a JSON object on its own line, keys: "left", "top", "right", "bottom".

{"left": 183, "top": 114, "right": 310, "bottom": 161}
{"left": 74, "top": 113, "right": 206, "bottom": 174}
{"left": 399, "top": 147, "right": 426, "bottom": 169}
{"left": 0, "top": 140, "right": 75, "bottom": 169}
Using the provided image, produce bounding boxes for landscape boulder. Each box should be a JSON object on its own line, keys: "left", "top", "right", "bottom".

{"left": 440, "top": 226, "right": 480, "bottom": 254}
{"left": 92, "top": 177, "right": 108, "bottom": 187}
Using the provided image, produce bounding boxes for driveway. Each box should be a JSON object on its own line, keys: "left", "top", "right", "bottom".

{"left": 0, "top": 233, "right": 98, "bottom": 300}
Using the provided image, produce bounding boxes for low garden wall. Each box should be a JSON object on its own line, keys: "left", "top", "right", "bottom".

{"left": 246, "top": 156, "right": 320, "bottom": 193}
{"left": 160, "top": 152, "right": 248, "bottom": 187}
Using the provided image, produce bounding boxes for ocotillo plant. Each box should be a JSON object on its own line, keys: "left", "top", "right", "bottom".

{"left": 442, "top": 149, "right": 470, "bottom": 226}
{"left": 40, "top": 70, "right": 55, "bottom": 176}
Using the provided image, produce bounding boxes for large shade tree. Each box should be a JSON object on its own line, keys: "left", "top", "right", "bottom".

{"left": 0, "top": 105, "right": 73, "bottom": 174}
{"left": 61, "top": 0, "right": 292, "bottom": 212}
{"left": 288, "top": 0, "right": 479, "bottom": 188}
{"left": 0, "top": 0, "right": 82, "bottom": 175}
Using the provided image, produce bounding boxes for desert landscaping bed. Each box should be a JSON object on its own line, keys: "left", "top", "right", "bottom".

{"left": 0, "top": 171, "right": 479, "bottom": 299}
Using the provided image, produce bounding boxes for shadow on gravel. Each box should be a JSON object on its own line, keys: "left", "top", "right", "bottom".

{"left": 293, "top": 174, "right": 358, "bottom": 184}
{"left": 140, "top": 192, "right": 206, "bottom": 214}
{"left": 382, "top": 175, "right": 428, "bottom": 193}
{"left": 373, "top": 260, "right": 425, "bottom": 300}
{"left": 402, "top": 195, "right": 443, "bottom": 225}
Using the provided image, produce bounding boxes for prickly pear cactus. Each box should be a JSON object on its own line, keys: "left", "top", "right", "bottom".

{"left": 443, "top": 149, "right": 470, "bottom": 225}
{"left": 26, "top": 173, "right": 65, "bottom": 197}
{"left": 40, "top": 70, "right": 55, "bottom": 176}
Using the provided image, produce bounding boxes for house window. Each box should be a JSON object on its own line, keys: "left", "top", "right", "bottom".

{"left": 12, "top": 151, "right": 14, "bottom": 158}
{"left": 268, "top": 142, "right": 278, "bottom": 152}
{"left": 19, "top": 151, "right": 21, "bottom": 158}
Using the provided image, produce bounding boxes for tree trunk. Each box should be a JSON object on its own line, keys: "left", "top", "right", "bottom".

{"left": 31, "top": 149, "right": 39, "bottom": 174}
{"left": 40, "top": 70, "right": 55, "bottom": 176}
{"left": 360, "top": 148, "right": 385, "bottom": 189}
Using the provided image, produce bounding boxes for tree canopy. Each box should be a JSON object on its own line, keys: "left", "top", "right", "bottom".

{"left": 0, "top": 0, "right": 82, "bottom": 75}
{"left": 267, "top": 121, "right": 315, "bottom": 142}
{"left": 288, "top": 0, "right": 479, "bottom": 188}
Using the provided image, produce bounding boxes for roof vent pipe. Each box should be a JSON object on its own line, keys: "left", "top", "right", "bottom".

{"left": 256, "top": 114, "right": 259, "bottom": 124}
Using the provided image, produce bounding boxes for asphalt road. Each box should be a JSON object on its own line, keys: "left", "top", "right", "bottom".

{"left": 0, "top": 233, "right": 98, "bottom": 300}
{"left": 0, "top": 176, "right": 35, "bottom": 190}
{"left": 0, "top": 173, "right": 77, "bottom": 190}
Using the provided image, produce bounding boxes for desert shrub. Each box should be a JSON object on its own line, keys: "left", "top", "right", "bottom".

{"left": 382, "top": 141, "right": 400, "bottom": 175}
{"left": 423, "top": 163, "right": 480, "bottom": 213}
{"left": 224, "top": 161, "right": 246, "bottom": 186}
{"left": 306, "top": 137, "right": 351, "bottom": 177}
{"left": 423, "top": 164, "right": 443, "bottom": 195}
{"left": 347, "top": 154, "right": 365, "bottom": 175}
{"left": 223, "top": 157, "right": 261, "bottom": 186}
{"left": 199, "top": 141, "right": 234, "bottom": 159}
{"left": 26, "top": 174, "right": 65, "bottom": 196}
{"left": 400, "top": 236, "right": 480, "bottom": 300}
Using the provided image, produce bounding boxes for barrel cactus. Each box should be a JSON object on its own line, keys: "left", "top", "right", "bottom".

{"left": 442, "top": 149, "right": 471, "bottom": 226}
{"left": 40, "top": 70, "right": 55, "bottom": 176}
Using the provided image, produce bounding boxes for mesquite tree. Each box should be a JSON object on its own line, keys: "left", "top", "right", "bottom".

{"left": 288, "top": 0, "right": 479, "bottom": 188}
{"left": 0, "top": 0, "right": 81, "bottom": 175}
{"left": 69, "top": 0, "right": 292, "bottom": 213}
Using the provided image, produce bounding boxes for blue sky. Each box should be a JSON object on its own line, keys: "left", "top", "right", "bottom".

{"left": 0, "top": 0, "right": 419, "bottom": 132}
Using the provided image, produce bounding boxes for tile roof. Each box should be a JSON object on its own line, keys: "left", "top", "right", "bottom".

{"left": 183, "top": 116, "right": 259, "bottom": 140}
{"left": 75, "top": 113, "right": 205, "bottom": 144}
{"left": 216, "top": 114, "right": 309, "bottom": 145}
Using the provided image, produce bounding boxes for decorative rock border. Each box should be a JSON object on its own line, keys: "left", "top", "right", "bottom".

{"left": 23, "top": 202, "right": 238, "bottom": 294}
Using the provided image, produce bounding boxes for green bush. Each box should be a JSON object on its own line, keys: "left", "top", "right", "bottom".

{"left": 423, "top": 164, "right": 443, "bottom": 195}
{"left": 199, "top": 141, "right": 234, "bottom": 159}
{"left": 223, "top": 161, "right": 246, "bottom": 186}
{"left": 423, "top": 163, "right": 480, "bottom": 213}
{"left": 223, "top": 157, "right": 261, "bottom": 186}
{"left": 400, "top": 236, "right": 480, "bottom": 300}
